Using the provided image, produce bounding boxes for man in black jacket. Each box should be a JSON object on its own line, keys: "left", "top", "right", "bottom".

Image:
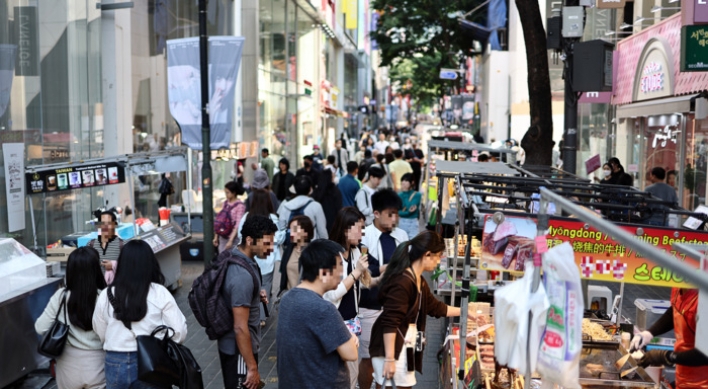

{"left": 272, "top": 158, "right": 295, "bottom": 202}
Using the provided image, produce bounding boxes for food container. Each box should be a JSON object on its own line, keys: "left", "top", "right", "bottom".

{"left": 635, "top": 299, "right": 673, "bottom": 337}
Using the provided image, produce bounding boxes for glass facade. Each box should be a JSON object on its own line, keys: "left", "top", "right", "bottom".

{"left": 0, "top": 1, "right": 103, "bottom": 249}
{"left": 577, "top": 103, "right": 611, "bottom": 181}
{"left": 258, "top": 0, "right": 319, "bottom": 168}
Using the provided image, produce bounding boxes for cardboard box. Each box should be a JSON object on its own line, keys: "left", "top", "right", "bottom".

{"left": 46, "top": 246, "right": 76, "bottom": 262}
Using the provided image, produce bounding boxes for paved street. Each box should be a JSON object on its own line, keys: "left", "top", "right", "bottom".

{"left": 9, "top": 258, "right": 669, "bottom": 389}
{"left": 14, "top": 260, "right": 445, "bottom": 389}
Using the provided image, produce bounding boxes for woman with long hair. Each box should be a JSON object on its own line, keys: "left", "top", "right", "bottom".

{"left": 312, "top": 169, "right": 343, "bottom": 233}
{"left": 369, "top": 231, "right": 470, "bottom": 389}
{"left": 92, "top": 240, "right": 187, "bottom": 389}
{"left": 324, "top": 207, "right": 370, "bottom": 389}
{"left": 237, "top": 188, "right": 287, "bottom": 326}
{"left": 278, "top": 215, "right": 315, "bottom": 295}
{"left": 36, "top": 247, "right": 108, "bottom": 389}
{"left": 214, "top": 180, "right": 246, "bottom": 253}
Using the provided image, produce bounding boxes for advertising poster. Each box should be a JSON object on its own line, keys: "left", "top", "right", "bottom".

{"left": 480, "top": 214, "right": 703, "bottom": 288}
{"left": 3, "top": 143, "right": 25, "bottom": 231}
{"left": 26, "top": 161, "right": 125, "bottom": 194}
{"left": 166, "top": 36, "right": 245, "bottom": 151}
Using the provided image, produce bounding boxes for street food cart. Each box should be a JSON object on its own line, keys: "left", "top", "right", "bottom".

{"left": 24, "top": 147, "right": 192, "bottom": 290}
{"left": 434, "top": 161, "right": 708, "bottom": 388}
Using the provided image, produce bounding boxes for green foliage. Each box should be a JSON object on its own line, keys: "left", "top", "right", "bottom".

{"left": 371, "top": 0, "right": 486, "bottom": 109}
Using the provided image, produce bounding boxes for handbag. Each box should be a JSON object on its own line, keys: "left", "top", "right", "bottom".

{"left": 167, "top": 339, "right": 204, "bottom": 389}
{"left": 38, "top": 290, "right": 70, "bottom": 358}
{"left": 344, "top": 317, "right": 362, "bottom": 336}
{"left": 136, "top": 326, "right": 181, "bottom": 387}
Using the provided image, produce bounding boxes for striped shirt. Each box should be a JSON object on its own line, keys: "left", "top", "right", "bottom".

{"left": 88, "top": 236, "right": 124, "bottom": 261}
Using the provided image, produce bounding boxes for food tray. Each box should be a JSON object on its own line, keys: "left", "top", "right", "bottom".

{"left": 579, "top": 342, "right": 656, "bottom": 388}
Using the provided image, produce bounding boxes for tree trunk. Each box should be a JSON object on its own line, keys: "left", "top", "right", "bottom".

{"left": 515, "top": 0, "right": 554, "bottom": 166}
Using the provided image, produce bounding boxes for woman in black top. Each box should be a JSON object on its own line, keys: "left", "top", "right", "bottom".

{"left": 312, "top": 169, "right": 343, "bottom": 233}
{"left": 272, "top": 157, "right": 295, "bottom": 202}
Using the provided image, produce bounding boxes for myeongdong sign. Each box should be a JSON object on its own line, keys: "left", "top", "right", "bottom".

{"left": 480, "top": 215, "right": 703, "bottom": 288}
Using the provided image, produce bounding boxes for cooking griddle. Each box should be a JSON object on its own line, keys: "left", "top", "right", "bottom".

{"left": 579, "top": 342, "right": 656, "bottom": 388}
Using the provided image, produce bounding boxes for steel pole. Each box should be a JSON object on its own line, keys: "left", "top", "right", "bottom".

{"left": 562, "top": 40, "right": 578, "bottom": 174}
{"left": 199, "top": 0, "right": 214, "bottom": 268}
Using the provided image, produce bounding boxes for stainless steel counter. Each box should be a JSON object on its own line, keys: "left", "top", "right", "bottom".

{"left": 0, "top": 277, "right": 62, "bottom": 388}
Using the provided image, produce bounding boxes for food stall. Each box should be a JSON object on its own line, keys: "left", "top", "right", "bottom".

{"left": 436, "top": 165, "right": 708, "bottom": 388}
{"left": 0, "top": 239, "right": 62, "bottom": 388}
{"left": 423, "top": 140, "right": 517, "bottom": 228}
{"left": 25, "top": 148, "right": 192, "bottom": 290}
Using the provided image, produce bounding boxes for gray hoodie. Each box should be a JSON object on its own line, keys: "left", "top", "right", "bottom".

{"left": 277, "top": 195, "right": 329, "bottom": 239}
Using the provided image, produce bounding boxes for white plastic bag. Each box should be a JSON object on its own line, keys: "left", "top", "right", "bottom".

{"left": 494, "top": 261, "right": 549, "bottom": 374}
{"left": 537, "top": 242, "right": 584, "bottom": 389}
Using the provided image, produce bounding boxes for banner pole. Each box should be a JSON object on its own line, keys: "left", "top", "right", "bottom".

{"left": 199, "top": 0, "right": 214, "bottom": 268}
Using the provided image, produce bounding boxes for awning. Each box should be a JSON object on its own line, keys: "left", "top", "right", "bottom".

{"left": 616, "top": 94, "right": 694, "bottom": 118}
{"left": 435, "top": 160, "right": 520, "bottom": 176}
{"left": 428, "top": 139, "right": 515, "bottom": 154}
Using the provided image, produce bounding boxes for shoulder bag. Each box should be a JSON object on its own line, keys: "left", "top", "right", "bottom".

{"left": 38, "top": 290, "right": 70, "bottom": 358}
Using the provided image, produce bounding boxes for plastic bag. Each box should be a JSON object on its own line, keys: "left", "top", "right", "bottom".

{"left": 494, "top": 261, "right": 549, "bottom": 374}
{"left": 537, "top": 242, "right": 584, "bottom": 389}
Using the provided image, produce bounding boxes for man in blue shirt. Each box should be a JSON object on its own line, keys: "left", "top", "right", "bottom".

{"left": 338, "top": 161, "right": 361, "bottom": 207}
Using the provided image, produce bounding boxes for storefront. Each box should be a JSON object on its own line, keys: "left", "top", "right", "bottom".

{"left": 613, "top": 13, "right": 708, "bottom": 208}
{"left": 258, "top": 0, "right": 322, "bottom": 167}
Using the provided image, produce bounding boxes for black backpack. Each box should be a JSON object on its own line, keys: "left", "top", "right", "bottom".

{"left": 188, "top": 250, "right": 261, "bottom": 340}
{"left": 288, "top": 200, "right": 312, "bottom": 223}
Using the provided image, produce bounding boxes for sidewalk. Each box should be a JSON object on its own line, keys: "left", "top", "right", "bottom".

{"left": 15, "top": 261, "right": 444, "bottom": 389}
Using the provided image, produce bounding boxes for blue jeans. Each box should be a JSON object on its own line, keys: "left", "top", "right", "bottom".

{"left": 105, "top": 351, "right": 163, "bottom": 389}
{"left": 398, "top": 217, "right": 419, "bottom": 239}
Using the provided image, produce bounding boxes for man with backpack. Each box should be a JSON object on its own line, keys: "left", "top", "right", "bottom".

{"left": 277, "top": 175, "right": 329, "bottom": 239}
{"left": 355, "top": 166, "right": 384, "bottom": 226}
{"left": 357, "top": 149, "right": 375, "bottom": 182}
{"left": 217, "top": 215, "right": 277, "bottom": 389}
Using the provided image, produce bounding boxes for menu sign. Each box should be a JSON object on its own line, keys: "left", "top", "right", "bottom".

{"left": 138, "top": 224, "right": 185, "bottom": 253}
{"left": 26, "top": 161, "right": 125, "bottom": 194}
{"left": 480, "top": 214, "right": 703, "bottom": 288}
{"left": 681, "top": 25, "right": 708, "bottom": 72}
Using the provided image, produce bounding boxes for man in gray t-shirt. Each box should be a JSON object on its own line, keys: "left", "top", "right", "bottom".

{"left": 644, "top": 167, "right": 679, "bottom": 226}
{"left": 277, "top": 240, "right": 358, "bottom": 389}
{"left": 218, "top": 215, "right": 277, "bottom": 389}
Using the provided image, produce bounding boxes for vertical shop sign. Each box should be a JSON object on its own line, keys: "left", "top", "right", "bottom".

{"left": 681, "top": 25, "right": 708, "bottom": 72}
{"left": 166, "top": 36, "right": 245, "bottom": 151}
{"left": 695, "top": 0, "right": 708, "bottom": 23}
{"left": 3, "top": 143, "right": 25, "bottom": 232}
{"left": 0, "top": 44, "right": 16, "bottom": 118}
{"left": 13, "top": 7, "right": 39, "bottom": 76}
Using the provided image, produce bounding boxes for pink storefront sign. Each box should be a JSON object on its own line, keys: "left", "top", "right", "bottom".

{"left": 613, "top": 13, "right": 708, "bottom": 106}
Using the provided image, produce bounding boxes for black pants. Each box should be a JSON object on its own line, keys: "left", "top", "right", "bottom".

{"left": 218, "top": 350, "right": 258, "bottom": 389}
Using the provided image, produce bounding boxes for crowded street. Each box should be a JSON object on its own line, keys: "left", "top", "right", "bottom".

{"left": 1, "top": 0, "right": 708, "bottom": 389}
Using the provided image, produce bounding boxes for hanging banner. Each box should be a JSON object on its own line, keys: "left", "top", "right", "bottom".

{"left": 166, "top": 36, "right": 245, "bottom": 151}
{"left": 480, "top": 214, "right": 703, "bottom": 288}
{"left": 3, "top": 143, "right": 25, "bottom": 232}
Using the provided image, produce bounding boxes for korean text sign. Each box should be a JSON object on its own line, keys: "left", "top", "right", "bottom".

{"left": 480, "top": 215, "right": 702, "bottom": 288}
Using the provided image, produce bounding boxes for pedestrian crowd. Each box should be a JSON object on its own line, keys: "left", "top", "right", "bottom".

{"left": 35, "top": 128, "right": 478, "bottom": 389}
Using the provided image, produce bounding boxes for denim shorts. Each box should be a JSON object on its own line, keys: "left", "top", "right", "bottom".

{"left": 105, "top": 351, "right": 162, "bottom": 389}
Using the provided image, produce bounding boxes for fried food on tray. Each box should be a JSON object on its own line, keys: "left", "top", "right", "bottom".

{"left": 581, "top": 318, "right": 613, "bottom": 341}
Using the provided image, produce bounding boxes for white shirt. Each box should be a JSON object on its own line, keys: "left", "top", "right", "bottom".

{"left": 323, "top": 247, "right": 363, "bottom": 309}
{"left": 92, "top": 284, "right": 187, "bottom": 352}
{"left": 374, "top": 140, "right": 389, "bottom": 155}
{"left": 361, "top": 223, "right": 409, "bottom": 264}
{"left": 35, "top": 288, "right": 104, "bottom": 350}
